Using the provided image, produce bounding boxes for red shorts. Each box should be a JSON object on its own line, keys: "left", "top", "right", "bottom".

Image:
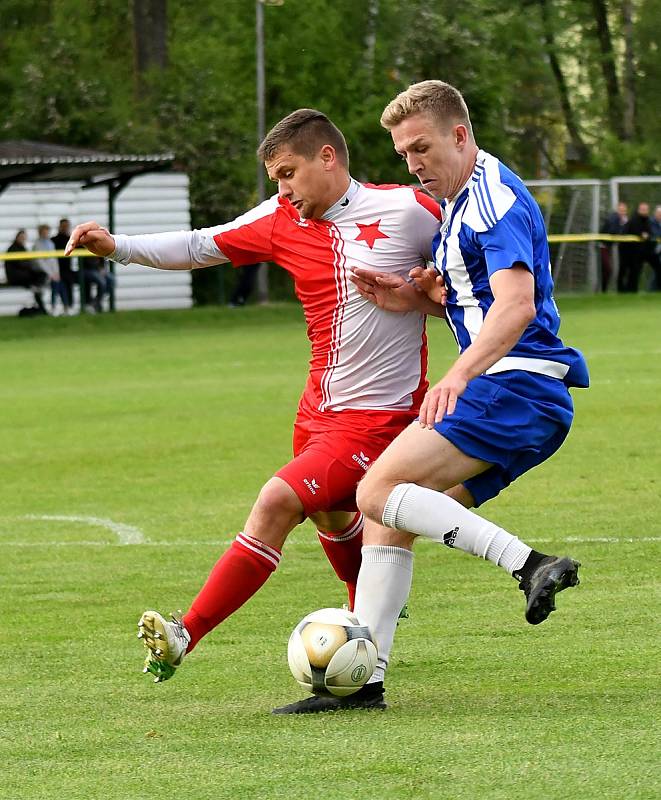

{"left": 275, "top": 404, "right": 415, "bottom": 516}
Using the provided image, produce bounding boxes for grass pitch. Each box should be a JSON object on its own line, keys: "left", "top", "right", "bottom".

{"left": 0, "top": 295, "right": 659, "bottom": 800}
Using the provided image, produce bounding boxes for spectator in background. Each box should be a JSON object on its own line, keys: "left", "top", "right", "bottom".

{"left": 34, "top": 224, "right": 69, "bottom": 315}
{"left": 4, "top": 229, "right": 48, "bottom": 314}
{"left": 51, "top": 218, "right": 77, "bottom": 312}
{"left": 98, "top": 258, "right": 116, "bottom": 310}
{"left": 229, "top": 262, "right": 260, "bottom": 307}
{"left": 618, "top": 202, "right": 651, "bottom": 293}
{"left": 80, "top": 254, "right": 114, "bottom": 313}
{"left": 648, "top": 205, "right": 661, "bottom": 291}
{"left": 599, "top": 201, "right": 628, "bottom": 292}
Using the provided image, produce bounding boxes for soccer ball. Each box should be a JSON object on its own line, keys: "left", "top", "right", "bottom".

{"left": 287, "top": 607, "right": 378, "bottom": 697}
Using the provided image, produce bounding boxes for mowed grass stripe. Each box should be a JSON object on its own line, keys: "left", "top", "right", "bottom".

{"left": 0, "top": 295, "right": 659, "bottom": 800}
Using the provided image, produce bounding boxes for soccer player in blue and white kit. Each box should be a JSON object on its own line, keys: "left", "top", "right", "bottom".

{"left": 276, "top": 80, "right": 589, "bottom": 713}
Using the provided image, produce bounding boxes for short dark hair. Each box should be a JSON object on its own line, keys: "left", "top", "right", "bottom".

{"left": 258, "top": 108, "right": 349, "bottom": 167}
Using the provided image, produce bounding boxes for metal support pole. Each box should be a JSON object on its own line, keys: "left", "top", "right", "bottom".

{"left": 609, "top": 178, "right": 620, "bottom": 284}
{"left": 106, "top": 180, "right": 120, "bottom": 312}
{"left": 256, "top": 0, "right": 266, "bottom": 207}
{"left": 106, "top": 175, "right": 132, "bottom": 312}
{"left": 588, "top": 183, "right": 600, "bottom": 292}
{"left": 255, "top": 0, "right": 269, "bottom": 302}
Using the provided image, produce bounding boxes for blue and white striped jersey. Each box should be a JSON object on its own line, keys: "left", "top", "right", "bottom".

{"left": 433, "top": 150, "right": 589, "bottom": 388}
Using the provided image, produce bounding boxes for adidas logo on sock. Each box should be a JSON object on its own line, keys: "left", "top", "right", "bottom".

{"left": 442, "top": 527, "right": 459, "bottom": 547}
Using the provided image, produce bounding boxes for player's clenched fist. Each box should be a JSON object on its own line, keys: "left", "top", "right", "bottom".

{"left": 64, "top": 221, "right": 115, "bottom": 257}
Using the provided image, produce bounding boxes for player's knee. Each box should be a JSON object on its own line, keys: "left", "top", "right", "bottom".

{"left": 356, "top": 472, "right": 388, "bottom": 523}
{"left": 254, "top": 478, "right": 304, "bottom": 524}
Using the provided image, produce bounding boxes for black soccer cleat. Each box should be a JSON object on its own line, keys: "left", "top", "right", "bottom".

{"left": 272, "top": 682, "right": 387, "bottom": 715}
{"left": 516, "top": 555, "right": 581, "bottom": 625}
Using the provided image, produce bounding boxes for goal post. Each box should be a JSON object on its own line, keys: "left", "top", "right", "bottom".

{"left": 525, "top": 179, "right": 602, "bottom": 292}
{"left": 525, "top": 177, "right": 661, "bottom": 293}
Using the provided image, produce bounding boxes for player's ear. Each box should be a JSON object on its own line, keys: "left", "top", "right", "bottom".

{"left": 454, "top": 124, "right": 469, "bottom": 148}
{"left": 319, "top": 144, "right": 337, "bottom": 170}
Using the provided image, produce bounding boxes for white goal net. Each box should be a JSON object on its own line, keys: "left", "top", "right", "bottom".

{"left": 525, "top": 177, "right": 661, "bottom": 293}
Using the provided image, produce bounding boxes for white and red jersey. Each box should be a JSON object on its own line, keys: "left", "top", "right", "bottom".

{"left": 112, "top": 179, "right": 441, "bottom": 417}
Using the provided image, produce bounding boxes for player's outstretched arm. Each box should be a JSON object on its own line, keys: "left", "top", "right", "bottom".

{"left": 350, "top": 268, "right": 445, "bottom": 317}
{"left": 66, "top": 221, "right": 229, "bottom": 271}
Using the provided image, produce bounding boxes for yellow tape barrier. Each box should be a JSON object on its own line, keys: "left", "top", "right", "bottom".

{"left": 1, "top": 249, "right": 96, "bottom": 260}
{"left": 1, "top": 234, "right": 657, "bottom": 261}
{"left": 546, "top": 234, "right": 653, "bottom": 243}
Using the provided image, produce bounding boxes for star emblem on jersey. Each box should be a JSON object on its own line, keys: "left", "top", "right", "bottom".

{"left": 355, "top": 219, "right": 389, "bottom": 249}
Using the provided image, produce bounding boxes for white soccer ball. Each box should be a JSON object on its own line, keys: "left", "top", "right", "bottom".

{"left": 287, "top": 607, "right": 378, "bottom": 697}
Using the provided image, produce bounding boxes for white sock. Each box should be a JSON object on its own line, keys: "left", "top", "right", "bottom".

{"left": 382, "top": 483, "right": 531, "bottom": 574}
{"left": 353, "top": 545, "right": 414, "bottom": 685}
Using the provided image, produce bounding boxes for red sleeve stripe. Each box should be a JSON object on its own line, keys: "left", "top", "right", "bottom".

{"left": 414, "top": 189, "right": 442, "bottom": 220}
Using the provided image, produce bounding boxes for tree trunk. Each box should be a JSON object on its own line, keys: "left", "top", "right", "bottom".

{"left": 133, "top": 0, "right": 168, "bottom": 100}
{"left": 364, "top": 0, "right": 379, "bottom": 83}
{"left": 538, "top": 0, "right": 589, "bottom": 164}
{"left": 590, "top": 0, "right": 627, "bottom": 139}
{"left": 621, "top": 0, "right": 636, "bottom": 139}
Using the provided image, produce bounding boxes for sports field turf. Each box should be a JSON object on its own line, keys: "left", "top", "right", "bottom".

{"left": 0, "top": 294, "right": 659, "bottom": 800}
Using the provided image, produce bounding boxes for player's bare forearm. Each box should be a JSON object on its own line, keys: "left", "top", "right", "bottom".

{"left": 449, "top": 294, "right": 535, "bottom": 382}
{"left": 418, "top": 265, "right": 535, "bottom": 426}
{"left": 411, "top": 288, "right": 445, "bottom": 318}
{"left": 448, "top": 267, "right": 536, "bottom": 384}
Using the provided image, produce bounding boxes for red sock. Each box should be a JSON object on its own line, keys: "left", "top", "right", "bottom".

{"left": 183, "top": 533, "right": 281, "bottom": 651}
{"left": 317, "top": 512, "right": 364, "bottom": 611}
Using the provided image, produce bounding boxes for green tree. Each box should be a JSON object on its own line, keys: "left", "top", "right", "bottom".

{"left": 1, "top": 0, "right": 659, "bottom": 303}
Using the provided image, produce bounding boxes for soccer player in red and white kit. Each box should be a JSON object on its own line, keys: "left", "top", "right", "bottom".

{"left": 65, "top": 109, "right": 442, "bottom": 706}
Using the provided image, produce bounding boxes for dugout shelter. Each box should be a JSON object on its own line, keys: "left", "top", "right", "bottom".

{"left": 0, "top": 141, "right": 191, "bottom": 315}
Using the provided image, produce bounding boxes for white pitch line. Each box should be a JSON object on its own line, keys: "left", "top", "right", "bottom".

{"left": 20, "top": 515, "right": 146, "bottom": 545}
{"left": 566, "top": 536, "right": 661, "bottom": 543}
{"left": 532, "top": 536, "right": 661, "bottom": 544}
{"left": 0, "top": 535, "right": 659, "bottom": 548}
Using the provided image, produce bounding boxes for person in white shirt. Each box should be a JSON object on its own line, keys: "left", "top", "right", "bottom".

{"left": 33, "top": 224, "right": 68, "bottom": 315}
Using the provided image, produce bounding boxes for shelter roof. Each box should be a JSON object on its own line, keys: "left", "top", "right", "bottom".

{"left": 0, "top": 140, "right": 175, "bottom": 188}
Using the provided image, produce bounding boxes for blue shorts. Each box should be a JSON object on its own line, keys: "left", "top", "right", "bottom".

{"left": 437, "top": 371, "right": 574, "bottom": 507}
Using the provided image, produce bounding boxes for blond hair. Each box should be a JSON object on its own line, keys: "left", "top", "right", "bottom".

{"left": 380, "top": 80, "right": 473, "bottom": 137}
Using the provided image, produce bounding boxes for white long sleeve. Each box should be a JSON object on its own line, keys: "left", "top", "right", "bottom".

{"left": 111, "top": 226, "right": 229, "bottom": 271}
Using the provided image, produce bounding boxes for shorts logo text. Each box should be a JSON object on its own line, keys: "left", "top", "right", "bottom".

{"left": 351, "top": 451, "right": 371, "bottom": 471}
